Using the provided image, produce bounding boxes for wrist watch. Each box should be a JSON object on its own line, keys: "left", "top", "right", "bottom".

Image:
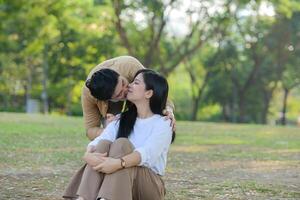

{"left": 120, "top": 158, "right": 126, "bottom": 168}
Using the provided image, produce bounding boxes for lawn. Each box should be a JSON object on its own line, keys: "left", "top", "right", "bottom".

{"left": 0, "top": 112, "right": 299, "bottom": 199}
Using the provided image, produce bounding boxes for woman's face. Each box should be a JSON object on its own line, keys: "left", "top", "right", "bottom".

{"left": 127, "top": 73, "right": 151, "bottom": 102}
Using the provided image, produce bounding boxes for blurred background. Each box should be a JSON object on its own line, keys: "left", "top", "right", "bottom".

{"left": 1, "top": 0, "right": 300, "bottom": 125}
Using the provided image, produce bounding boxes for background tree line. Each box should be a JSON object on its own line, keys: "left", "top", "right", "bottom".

{"left": 1, "top": 0, "right": 300, "bottom": 125}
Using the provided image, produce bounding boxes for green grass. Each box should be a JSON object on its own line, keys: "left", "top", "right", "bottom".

{"left": 0, "top": 112, "right": 299, "bottom": 199}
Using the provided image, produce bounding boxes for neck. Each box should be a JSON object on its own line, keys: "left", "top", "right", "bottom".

{"left": 134, "top": 101, "right": 153, "bottom": 119}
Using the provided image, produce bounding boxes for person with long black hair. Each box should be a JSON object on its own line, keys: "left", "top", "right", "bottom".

{"left": 63, "top": 69, "right": 175, "bottom": 200}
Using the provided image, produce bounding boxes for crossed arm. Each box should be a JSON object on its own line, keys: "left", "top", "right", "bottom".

{"left": 83, "top": 120, "right": 172, "bottom": 174}
{"left": 83, "top": 150, "right": 141, "bottom": 174}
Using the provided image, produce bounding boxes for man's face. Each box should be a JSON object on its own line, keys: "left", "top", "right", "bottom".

{"left": 110, "top": 76, "right": 129, "bottom": 101}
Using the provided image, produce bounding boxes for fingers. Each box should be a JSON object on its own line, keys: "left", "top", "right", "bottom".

{"left": 172, "top": 121, "right": 176, "bottom": 132}
{"left": 92, "top": 152, "right": 108, "bottom": 157}
{"left": 90, "top": 146, "right": 96, "bottom": 152}
{"left": 164, "top": 114, "right": 171, "bottom": 120}
{"left": 162, "top": 109, "right": 168, "bottom": 115}
{"left": 87, "top": 153, "right": 107, "bottom": 162}
{"left": 83, "top": 152, "right": 107, "bottom": 166}
{"left": 87, "top": 145, "right": 96, "bottom": 153}
{"left": 83, "top": 155, "right": 99, "bottom": 166}
{"left": 93, "top": 163, "right": 103, "bottom": 171}
{"left": 164, "top": 111, "right": 176, "bottom": 127}
{"left": 169, "top": 116, "right": 176, "bottom": 131}
{"left": 164, "top": 111, "right": 172, "bottom": 119}
{"left": 105, "top": 113, "right": 116, "bottom": 126}
{"left": 106, "top": 113, "right": 115, "bottom": 120}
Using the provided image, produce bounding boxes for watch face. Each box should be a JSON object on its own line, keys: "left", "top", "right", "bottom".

{"left": 121, "top": 159, "right": 126, "bottom": 168}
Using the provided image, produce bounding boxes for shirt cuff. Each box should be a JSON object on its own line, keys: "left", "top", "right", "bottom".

{"left": 88, "top": 140, "right": 97, "bottom": 147}
{"left": 134, "top": 148, "right": 148, "bottom": 166}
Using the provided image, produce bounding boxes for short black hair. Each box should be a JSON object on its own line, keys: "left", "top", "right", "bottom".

{"left": 85, "top": 68, "right": 119, "bottom": 100}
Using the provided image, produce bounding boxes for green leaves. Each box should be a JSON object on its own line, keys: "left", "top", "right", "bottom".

{"left": 1, "top": 0, "right": 300, "bottom": 122}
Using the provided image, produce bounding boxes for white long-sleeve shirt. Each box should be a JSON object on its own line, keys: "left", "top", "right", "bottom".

{"left": 88, "top": 114, "right": 172, "bottom": 176}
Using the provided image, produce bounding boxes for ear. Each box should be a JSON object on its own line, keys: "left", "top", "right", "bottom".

{"left": 145, "top": 89, "right": 153, "bottom": 99}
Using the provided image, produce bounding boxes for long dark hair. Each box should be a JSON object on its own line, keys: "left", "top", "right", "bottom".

{"left": 117, "top": 69, "right": 175, "bottom": 143}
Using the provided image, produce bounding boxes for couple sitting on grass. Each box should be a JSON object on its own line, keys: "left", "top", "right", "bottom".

{"left": 63, "top": 56, "right": 176, "bottom": 200}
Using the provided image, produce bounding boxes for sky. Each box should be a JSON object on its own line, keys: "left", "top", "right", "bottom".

{"left": 131, "top": 0, "right": 276, "bottom": 37}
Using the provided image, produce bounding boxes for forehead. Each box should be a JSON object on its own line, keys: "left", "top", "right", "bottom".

{"left": 114, "top": 76, "right": 121, "bottom": 87}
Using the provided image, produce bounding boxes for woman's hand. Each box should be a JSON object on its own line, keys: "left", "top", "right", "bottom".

{"left": 93, "top": 157, "right": 122, "bottom": 174}
{"left": 83, "top": 152, "right": 107, "bottom": 167}
{"left": 86, "top": 145, "right": 96, "bottom": 153}
{"left": 163, "top": 108, "right": 176, "bottom": 132}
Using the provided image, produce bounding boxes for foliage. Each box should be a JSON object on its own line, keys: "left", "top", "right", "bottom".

{"left": 0, "top": 0, "right": 300, "bottom": 123}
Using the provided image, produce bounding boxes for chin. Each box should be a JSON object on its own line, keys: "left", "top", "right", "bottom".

{"left": 127, "top": 95, "right": 137, "bottom": 102}
{"left": 126, "top": 94, "right": 131, "bottom": 100}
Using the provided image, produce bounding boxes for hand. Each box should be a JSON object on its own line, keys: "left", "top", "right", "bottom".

{"left": 104, "top": 113, "right": 116, "bottom": 127}
{"left": 93, "top": 157, "right": 121, "bottom": 174}
{"left": 163, "top": 109, "right": 176, "bottom": 132}
{"left": 86, "top": 145, "right": 96, "bottom": 153}
{"left": 83, "top": 152, "right": 107, "bottom": 167}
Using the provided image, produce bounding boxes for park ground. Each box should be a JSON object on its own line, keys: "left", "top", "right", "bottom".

{"left": 0, "top": 112, "right": 299, "bottom": 200}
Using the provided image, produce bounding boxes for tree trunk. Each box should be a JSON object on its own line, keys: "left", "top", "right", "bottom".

{"left": 42, "top": 46, "right": 49, "bottom": 114}
{"left": 261, "top": 85, "right": 277, "bottom": 124}
{"left": 222, "top": 103, "right": 231, "bottom": 122}
{"left": 231, "top": 83, "right": 238, "bottom": 123}
{"left": 191, "top": 96, "right": 201, "bottom": 121}
{"left": 261, "top": 92, "right": 271, "bottom": 124}
{"left": 66, "top": 87, "right": 73, "bottom": 116}
{"left": 191, "top": 74, "right": 209, "bottom": 121}
{"left": 25, "top": 64, "right": 32, "bottom": 113}
{"left": 281, "top": 88, "right": 289, "bottom": 125}
{"left": 237, "top": 93, "right": 246, "bottom": 123}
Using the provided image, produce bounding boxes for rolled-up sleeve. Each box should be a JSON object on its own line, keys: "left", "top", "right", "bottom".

{"left": 134, "top": 120, "right": 172, "bottom": 167}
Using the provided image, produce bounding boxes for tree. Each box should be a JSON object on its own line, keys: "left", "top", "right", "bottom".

{"left": 0, "top": 0, "right": 117, "bottom": 114}
{"left": 108, "top": 0, "right": 216, "bottom": 76}
{"left": 279, "top": 13, "right": 300, "bottom": 125}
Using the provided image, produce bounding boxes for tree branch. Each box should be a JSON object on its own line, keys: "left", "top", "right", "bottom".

{"left": 163, "top": 6, "right": 211, "bottom": 75}
{"left": 144, "top": 0, "right": 176, "bottom": 66}
{"left": 112, "top": 0, "right": 134, "bottom": 55}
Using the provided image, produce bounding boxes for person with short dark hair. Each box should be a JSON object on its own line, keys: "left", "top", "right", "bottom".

{"left": 82, "top": 56, "right": 175, "bottom": 141}
{"left": 85, "top": 69, "right": 120, "bottom": 101}
{"left": 64, "top": 69, "right": 175, "bottom": 200}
